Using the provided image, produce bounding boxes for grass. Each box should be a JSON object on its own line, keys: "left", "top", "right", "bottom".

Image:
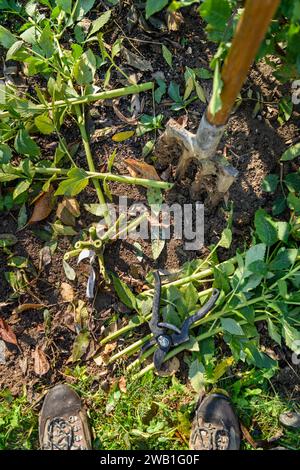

{"left": 1, "top": 366, "right": 299, "bottom": 450}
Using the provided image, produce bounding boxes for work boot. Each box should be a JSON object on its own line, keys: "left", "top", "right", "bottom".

{"left": 39, "top": 384, "right": 92, "bottom": 450}
{"left": 189, "top": 393, "right": 241, "bottom": 450}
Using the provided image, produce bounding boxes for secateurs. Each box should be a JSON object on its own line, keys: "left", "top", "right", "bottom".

{"left": 142, "top": 271, "right": 220, "bottom": 370}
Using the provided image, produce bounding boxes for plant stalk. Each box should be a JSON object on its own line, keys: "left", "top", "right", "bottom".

{"left": 33, "top": 167, "right": 173, "bottom": 190}
{"left": 0, "top": 83, "right": 154, "bottom": 120}
{"left": 74, "top": 104, "right": 110, "bottom": 225}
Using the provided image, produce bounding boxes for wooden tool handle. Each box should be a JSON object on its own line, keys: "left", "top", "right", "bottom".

{"left": 207, "top": 0, "right": 280, "bottom": 126}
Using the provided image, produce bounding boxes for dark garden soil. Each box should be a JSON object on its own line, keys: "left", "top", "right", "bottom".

{"left": 0, "top": 3, "right": 300, "bottom": 402}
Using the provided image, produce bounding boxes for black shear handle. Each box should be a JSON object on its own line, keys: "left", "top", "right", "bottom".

{"left": 175, "top": 288, "right": 220, "bottom": 344}
{"left": 186, "top": 288, "right": 220, "bottom": 327}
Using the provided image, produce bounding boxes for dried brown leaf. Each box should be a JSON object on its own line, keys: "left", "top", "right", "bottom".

{"left": 14, "top": 303, "right": 46, "bottom": 314}
{"left": 113, "top": 102, "right": 138, "bottom": 125}
{"left": 29, "top": 187, "right": 54, "bottom": 224}
{"left": 124, "top": 158, "right": 161, "bottom": 181}
{"left": 61, "top": 282, "right": 75, "bottom": 302}
{"left": 32, "top": 346, "right": 50, "bottom": 376}
{"left": 118, "top": 376, "right": 127, "bottom": 393}
{"left": 166, "top": 10, "right": 184, "bottom": 31}
{"left": 0, "top": 317, "right": 18, "bottom": 346}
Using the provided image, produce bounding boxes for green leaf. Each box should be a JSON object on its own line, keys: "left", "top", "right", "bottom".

{"left": 0, "top": 25, "right": 17, "bottom": 48}
{"left": 287, "top": 192, "right": 300, "bottom": 214}
{"left": 267, "top": 318, "right": 282, "bottom": 346}
{"left": 57, "top": 0, "right": 72, "bottom": 14}
{"left": 84, "top": 203, "right": 107, "bottom": 216}
{"left": 254, "top": 209, "right": 278, "bottom": 246}
{"left": 219, "top": 227, "right": 232, "bottom": 249}
{"left": 72, "top": 330, "right": 90, "bottom": 362}
{"left": 73, "top": 49, "right": 96, "bottom": 85}
{"left": 162, "top": 44, "right": 173, "bottom": 68}
{"left": 88, "top": 10, "right": 111, "bottom": 37}
{"left": 55, "top": 168, "right": 89, "bottom": 197}
{"left": 0, "top": 144, "right": 12, "bottom": 164}
{"left": 145, "top": 0, "right": 168, "bottom": 19}
{"left": 269, "top": 248, "right": 298, "bottom": 271}
{"left": 73, "top": 0, "right": 96, "bottom": 21}
{"left": 154, "top": 78, "right": 167, "bottom": 104}
{"left": 13, "top": 179, "right": 31, "bottom": 200}
{"left": 7, "top": 255, "right": 28, "bottom": 268}
{"left": 262, "top": 174, "right": 279, "bottom": 193}
{"left": 63, "top": 259, "right": 76, "bottom": 281}
{"left": 39, "top": 24, "right": 55, "bottom": 58}
{"left": 209, "top": 61, "right": 223, "bottom": 116}
{"left": 195, "top": 80, "right": 206, "bottom": 103}
{"left": 245, "top": 345, "right": 277, "bottom": 369}
{"left": 14, "top": 129, "right": 41, "bottom": 157}
{"left": 221, "top": 318, "right": 244, "bottom": 336}
{"left": 188, "top": 359, "right": 206, "bottom": 393}
{"left": 0, "top": 233, "right": 18, "bottom": 248}
{"left": 248, "top": 260, "right": 268, "bottom": 276}
{"left": 112, "top": 274, "right": 137, "bottom": 310}
{"left": 285, "top": 173, "right": 300, "bottom": 193}
{"left": 17, "top": 204, "right": 27, "bottom": 229}
{"left": 34, "top": 114, "right": 55, "bottom": 135}
{"left": 168, "top": 81, "right": 182, "bottom": 103}
{"left": 282, "top": 319, "right": 300, "bottom": 351}
{"left": 6, "top": 40, "right": 25, "bottom": 60}
{"left": 195, "top": 67, "right": 212, "bottom": 79}
{"left": 272, "top": 196, "right": 287, "bottom": 216}
{"left": 245, "top": 243, "right": 266, "bottom": 269}
{"left": 200, "top": 0, "right": 231, "bottom": 31}
{"left": 281, "top": 143, "right": 300, "bottom": 161}
{"left": 275, "top": 221, "right": 290, "bottom": 243}
{"left": 152, "top": 239, "right": 165, "bottom": 260}
{"left": 51, "top": 221, "right": 77, "bottom": 236}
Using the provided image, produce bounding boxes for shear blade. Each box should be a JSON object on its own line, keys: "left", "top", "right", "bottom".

{"left": 153, "top": 348, "right": 167, "bottom": 370}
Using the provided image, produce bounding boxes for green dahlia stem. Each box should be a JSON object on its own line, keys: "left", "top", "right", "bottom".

{"left": 0, "top": 83, "right": 154, "bottom": 120}
{"left": 34, "top": 168, "right": 172, "bottom": 190}
{"left": 74, "top": 104, "right": 111, "bottom": 226}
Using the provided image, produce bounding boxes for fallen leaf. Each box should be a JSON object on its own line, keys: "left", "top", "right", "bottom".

{"left": 0, "top": 340, "right": 6, "bottom": 364}
{"left": 29, "top": 187, "right": 54, "bottom": 224}
{"left": 14, "top": 303, "right": 46, "bottom": 314}
{"left": 74, "top": 300, "right": 89, "bottom": 330}
{"left": 65, "top": 197, "right": 80, "bottom": 217}
{"left": 118, "top": 376, "right": 127, "bottom": 393}
{"left": 124, "top": 158, "right": 161, "bottom": 181}
{"left": 63, "top": 259, "right": 76, "bottom": 281}
{"left": 102, "top": 341, "right": 117, "bottom": 364}
{"left": 39, "top": 246, "right": 52, "bottom": 270}
{"left": 122, "top": 47, "right": 153, "bottom": 72}
{"left": 72, "top": 330, "right": 90, "bottom": 362}
{"left": 112, "top": 102, "right": 138, "bottom": 125}
{"left": 61, "top": 282, "right": 75, "bottom": 302}
{"left": 0, "top": 317, "right": 18, "bottom": 346}
{"left": 32, "top": 346, "right": 50, "bottom": 376}
{"left": 166, "top": 10, "right": 183, "bottom": 31}
{"left": 56, "top": 198, "right": 80, "bottom": 227}
{"left": 112, "top": 131, "right": 135, "bottom": 142}
{"left": 19, "top": 356, "right": 28, "bottom": 375}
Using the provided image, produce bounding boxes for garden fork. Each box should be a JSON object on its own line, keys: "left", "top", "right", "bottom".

{"left": 157, "top": 0, "right": 281, "bottom": 205}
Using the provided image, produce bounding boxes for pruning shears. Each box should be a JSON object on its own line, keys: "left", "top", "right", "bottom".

{"left": 142, "top": 271, "right": 220, "bottom": 370}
